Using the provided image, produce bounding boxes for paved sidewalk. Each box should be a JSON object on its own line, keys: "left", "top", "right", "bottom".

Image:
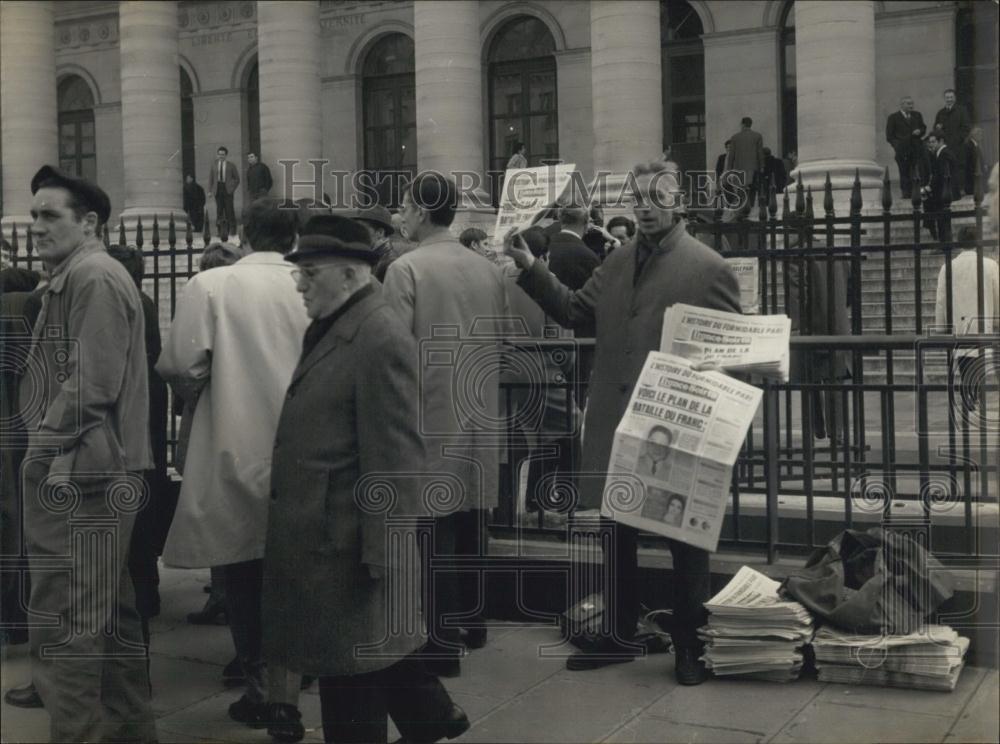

{"left": 3, "top": 565, "right": 998, "bottom": 744}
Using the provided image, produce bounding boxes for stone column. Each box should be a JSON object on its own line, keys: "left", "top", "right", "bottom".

{"left": 1, "top": 0, "right": 58, "bottom": 237}
{"left": 590, "top": 0, "right": 662, "bottom": 206}
{"left": 257, "top": 0, "right": 323, "bottom": 203}
{"left": 793, "top": 0, "right": 882, "bottom": 204}
{"left": 414, "top": 0, "right": 491, "bottom": 225}
{"left": 119, "top": 0, "right": 183, "bottom": 229}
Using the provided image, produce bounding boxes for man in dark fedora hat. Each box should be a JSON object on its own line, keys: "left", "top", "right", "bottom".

{"left": 17, "top": 165, "right": 156, "bottom": 741}
{"left": 263, "top": 214, "right": 468, "bottom": 743}
{"left": 354, "top": 204, "right": 400, "bottom": 282}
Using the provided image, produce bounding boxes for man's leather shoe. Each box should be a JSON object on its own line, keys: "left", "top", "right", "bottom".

{"left": 266, "top": 702, "right": 305, "bottom": 743}
{"left": 228, "top": 694, "right": 270, "bottom": 728}
{"left": 463, "top": 627, "right": 487, "bottom": 650}
{"left": 222, "top": 656, "right": 244, "bottom": 687}
{"left": 565, "top": 641, "right": 640, "bottom": 671}
{"left": 187, "top": 598, "right": 227, "bottom": 625}
{"left": 4, "top": 683, "right": 43, "bottom": 709}
{"left": 674, "top": 647, "right": 709, "bottom": 686}
{"left": 394, "top": 704, "right": 470, "bottom": 744}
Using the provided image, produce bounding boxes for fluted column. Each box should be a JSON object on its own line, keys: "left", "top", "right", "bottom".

{"left": 414, "top": 0, "right": 490, "bottom": 219}
{"left": 119, "top": 0, "right": 183, "bottom": 225}
{"left": 257, "top": 0, "right": 322, "bottom": 203}
{"left": 792, "top": 0, "right": 882, "bottom": 202}
{"left": 1, "top": 0, "right": 58, "bottom": 234}
{"left": 590, "top": 0, "right": 662, "bottom": 204}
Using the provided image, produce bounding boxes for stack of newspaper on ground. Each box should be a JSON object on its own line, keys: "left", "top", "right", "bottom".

{"left": 699, "top": 566, "right": 814, "bottom": 681}
{"left": 660, "top": 304, "right": 791, "bottom": 381}
{"left": 812, "top": 625, "right": 969, "bottom": 691}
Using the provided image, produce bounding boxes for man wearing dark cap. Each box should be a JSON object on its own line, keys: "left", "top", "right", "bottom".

{"left": 263, "top": 215, "right": 468, "bottom": 743}
{"left": 354, "top": 204, "right": 400, "bottom": 282}
{"left": 19, "top": 165, "right": 156, "bottom": 741}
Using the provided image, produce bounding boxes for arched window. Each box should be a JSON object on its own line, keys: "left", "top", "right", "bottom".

{"left": 58, "top": 75, "right": 96, "bottom": 181}
{"left": 362, "top": 33, "right": 416, "bottom": 208}
{"left": 488, "top": 16, "right": 558, "bottom": 202}
{"left": 780, "top": 2, "right": 797, "bottom": 159}
{"left": 243, "top": 60, "right": 260, "bottom": 161}
{"left": 661, "top": 0, "right": 705, "bottom": 175}
{"left": 956, "top": 0, "right": 998, "bottom": 169}
{"left": 180, "top": 67, "right": 196, "bottom": 180}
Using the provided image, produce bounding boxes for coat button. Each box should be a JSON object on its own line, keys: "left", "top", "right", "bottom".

{"left": 619, "top": 384, "right": 630, "bottom": 394}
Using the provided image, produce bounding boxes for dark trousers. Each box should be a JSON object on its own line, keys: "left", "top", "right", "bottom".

{"left": 318, "top": 653, "right": 454, "bottom": 744}
{"left": 606, "top": 520, "right": 709, "bottom": 648}
{"left": 895, "top": 152, "right": 916, "bottom": 198}
{"left": 923, "top": 198, "right": 952, "bottom": 242}
{"left": 423, "top": 510, "right": 485, "bottom": 656}
{"left": 223, "top": 558, "right": 264, "bottom": 701}
{"left": 215, "top": 185, "right": 236, "bottom": 235}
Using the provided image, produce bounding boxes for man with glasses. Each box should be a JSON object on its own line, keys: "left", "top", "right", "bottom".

{"left": 504, "top": 160, "right": 741, "bottom": 685}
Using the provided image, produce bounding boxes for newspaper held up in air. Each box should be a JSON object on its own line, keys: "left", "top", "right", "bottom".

{"left": 698, "top": 566, "right": 814, "bottom": 682}
{"left": 660, "top": 303, "right": 791, "bottom": 382}
{"left": 724, "top": 257, "right": 760, "bottom": 315}
{"left": 600, "top": 352, "right": 762, "bottom": 552}
{"left": 491, "top": 163, "right": 576, "bottom": 255}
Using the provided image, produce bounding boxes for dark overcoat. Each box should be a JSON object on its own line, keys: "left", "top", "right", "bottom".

{"left": 518, "top": 220, "right": 741, "bottom": 510}
{"left": 262, "top": 285, "right": 426, "bottom": 676}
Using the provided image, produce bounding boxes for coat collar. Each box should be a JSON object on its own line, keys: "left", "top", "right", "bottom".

{"left": 290, "top": 283, "right": 384, "bottom": 384}
{"left": 234, "top": 250, "right": 288, "bottom": 266}
{"left": 47, "top": 237, "right": 104, "bottom": 294}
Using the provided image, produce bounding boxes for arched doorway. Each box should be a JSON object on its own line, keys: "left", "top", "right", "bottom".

{"left": 180, "top": 67, "right": 196, "bottom": 179}
{"left": 661, "top": 0, "right": 705, "bottom": 175}
{"left": 362, "top": 33, "right": 416, "bottom": 208}
{"left": 779, "top": 1, "right": 797, "bottom": 160}
{"left": 487, "top": 16, "right": 558, "bottom": 203}
{"left": 57, "top": 75, "right": 96, "bottom": 181}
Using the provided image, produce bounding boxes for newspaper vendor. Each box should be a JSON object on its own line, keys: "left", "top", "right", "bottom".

{"left": 504, "top": 160, "right": 741, "bottom": 685}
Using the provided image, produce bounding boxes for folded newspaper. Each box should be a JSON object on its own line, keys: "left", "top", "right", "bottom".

{"left": 698, "top": 566, "right": 814, "bottom": 682}
{"left": 491, "top": 163, "right": 575, "bottom": 254}
{"left": 812, "top": 625, "right": 969, "bottom": 692}
{"left": 600, "top": 353, "right": 762, "bottom": 552}
{"left": 660, "top": 304, "right": 791, "bottom": 382}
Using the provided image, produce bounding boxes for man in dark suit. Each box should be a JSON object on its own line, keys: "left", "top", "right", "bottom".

{"left": 922, "top": 130, "right": 959, "bottom": 241}
{"left": 724, "top": 117, "right": 765, "bottom": 213}
{"left": 208, "top": 145, "right": 240, "bottom": 235}
{"left": 183, "top": 174, "right": 206, "bottom": 232}
{"left": 715, "top": 140, "right": 731, "bottom": 182}
{"left": 245, "top": 152, "right": 272, "bottom": 201}
{"left": 964, "top": 126, "right": 987, "bottom": 197}
{"left": 549, "top": 205, "right": 600, "bottom": 293}
{"left": 505, "top": 160, "right": 741, "bottom": 685}
{"left": 934, "top": 89, "right": 971, "bottom": 197}
{"left": 761, "top": 147, "right": 788, "bottom": 195}
{"left": 263, "top": 216, "right": 468, "bottom": 744}
{"left": 885, "top": 95, "right": 927, "bottom": 198}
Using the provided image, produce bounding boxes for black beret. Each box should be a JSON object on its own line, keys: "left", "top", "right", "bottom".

{"left": 31, "top": 165, "right": 111, "bottom": 225}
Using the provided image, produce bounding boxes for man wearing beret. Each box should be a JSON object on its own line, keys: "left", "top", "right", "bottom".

{"left": 354, "top": 204, "right": 401, "bottom": 283}
{"left": 263, "top": 215, "right": 468, "bottom": 743}
{"left": 18, "top": 165, "right": 156, "bottom": 741}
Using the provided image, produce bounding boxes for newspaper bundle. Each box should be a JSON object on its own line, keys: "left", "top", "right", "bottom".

{"left": 600, "top": 352, "right": 762, "bottom": 551}
{"left": 490, "top": 163, "right": 575, "bottom": 254}
{"left": 698, "top": 566, "right": 814, "bottom": 682}
{"left": 724, "top": 257, "right": 761, "bottom": 315}
{"left": 660, "top": 304, "right": 791, "bottom": 381}
{"left": 812, "top": 625, "right": 969, "bottom": 692}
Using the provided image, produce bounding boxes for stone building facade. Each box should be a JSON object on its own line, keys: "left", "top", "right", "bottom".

{"left": 1, "top": 0, "right": 997, "bottom": 234}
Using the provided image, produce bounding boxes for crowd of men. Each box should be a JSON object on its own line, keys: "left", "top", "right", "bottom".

{"left": 2, "top": 126, "right": 998, "bottom": 741}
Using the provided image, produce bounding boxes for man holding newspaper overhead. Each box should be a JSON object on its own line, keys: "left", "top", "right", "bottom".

{"left": 504, "top": 160, "right": 741, "bottom": 684}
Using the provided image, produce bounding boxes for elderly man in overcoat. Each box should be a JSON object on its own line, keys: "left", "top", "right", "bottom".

{"left": 383, "top": 172, "right": 510, "bottom": 675}
{"left": 505, "top": 160, "right": 741, "bottom": 685}
{"left": 263, "top": 215, "right": 468, "bottom": 744}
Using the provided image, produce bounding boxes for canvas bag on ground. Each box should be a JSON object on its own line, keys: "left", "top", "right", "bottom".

{"left": 780, "top": 528, "right": 954, "bottom": 634}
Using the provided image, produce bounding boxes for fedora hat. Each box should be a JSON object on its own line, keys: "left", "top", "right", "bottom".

{"left": 354, "top": 204, "right": 394, "bottom": 236}
{"left": 285, "top": 214, "right": 377, "bottom": 264}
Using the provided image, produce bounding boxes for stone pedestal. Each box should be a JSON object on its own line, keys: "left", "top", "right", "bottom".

{"left": 792, "top": 0, "right": 883, "bottom": 208}
{"left": 257, "top": 0, "right": 323, "bottom": 203}
{"left": 590, "top": 0, "right": 662, "bottom": 207}
{"left": 1, "top": 1, "right": 57, "bottom": 236}
{"left": 118, "top": 0, "right": 184, "bottom": 232}
{"left": 414, "top": 0, "right": 491, "bottom": 218}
